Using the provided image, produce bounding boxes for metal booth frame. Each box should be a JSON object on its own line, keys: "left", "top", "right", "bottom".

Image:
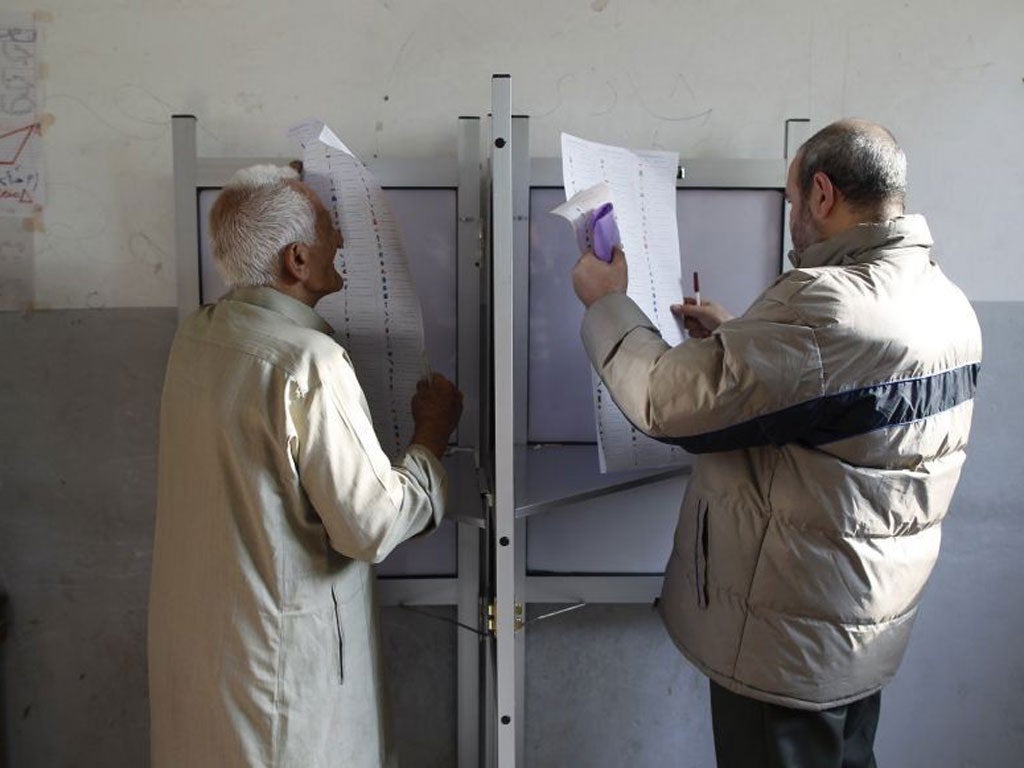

{"left": 171, "top": 91, "right": 810, "bottom": 767}
{"left": 486, "top": 75, "right": 810, "bottom": 767}
{"left": 171, "top": 114, "right": 489, "bottom": 768}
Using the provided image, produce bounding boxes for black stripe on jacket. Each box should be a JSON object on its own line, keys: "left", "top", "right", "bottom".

{"left": 653, "top": 363, "right": 980, "bottom": 454}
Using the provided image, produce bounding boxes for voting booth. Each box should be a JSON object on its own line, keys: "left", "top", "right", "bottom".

{"left": 488, "top": 77, "right": 807, "bottom": 766}
{"left": 171, "top": 82, "right": 808, "bottom": 766}
{"left": 171, "top": 115, "right": 488, "bottom": 766}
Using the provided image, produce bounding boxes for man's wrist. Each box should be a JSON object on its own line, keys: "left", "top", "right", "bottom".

{"left": 583, "top": 286, "right": 624, "bottom": 308}
{"left": 411, "top": 432, "right": 448, "bottom": 460}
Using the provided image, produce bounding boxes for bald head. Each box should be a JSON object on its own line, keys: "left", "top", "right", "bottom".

{"left": 796, "top": 119, "right": 907, "bottom": 221}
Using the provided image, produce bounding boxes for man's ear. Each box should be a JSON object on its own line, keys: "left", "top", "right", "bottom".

{"left": 809, "top": 171, "right": 837, "bottom": 221}
{"left": 280, "top": 242, "right": 310, "bottom": 285}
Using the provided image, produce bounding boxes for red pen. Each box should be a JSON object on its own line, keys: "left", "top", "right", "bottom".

{"left": 693, "top": 271, "right": 701, "bottom": 306}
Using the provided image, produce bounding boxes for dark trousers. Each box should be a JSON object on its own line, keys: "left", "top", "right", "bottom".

{"left": 710, "top": 680, "right": 881, "bottom": 768}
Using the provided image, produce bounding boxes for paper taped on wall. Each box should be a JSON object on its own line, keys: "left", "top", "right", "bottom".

{"left": 0, "top": 13, "right": 43, "bottom": 218}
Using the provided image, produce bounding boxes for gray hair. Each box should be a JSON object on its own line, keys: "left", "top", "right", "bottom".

{"left": 209, "top": 164, "right": 317, "bottom": 288}
{"left": 798, "top": 119, "right": 907, "bottom": 218}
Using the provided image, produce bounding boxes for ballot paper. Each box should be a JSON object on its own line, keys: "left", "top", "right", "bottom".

{"left": 289, "top": 119, "right": 428, "bottom": 461}
{"left": 560, "top": 133, "right": 687, "bottom": 473}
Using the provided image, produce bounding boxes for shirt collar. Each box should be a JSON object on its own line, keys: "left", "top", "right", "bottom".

{"left": 788, "top": 214, "right": 934, "bottom": 269}
{"left": 223, "top": 286, "right": 334, "bottom": 335}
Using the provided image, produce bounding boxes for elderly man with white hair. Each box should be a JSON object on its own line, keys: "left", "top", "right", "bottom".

{"left": 148, "top": 164, "right": 462, "bottom": 768}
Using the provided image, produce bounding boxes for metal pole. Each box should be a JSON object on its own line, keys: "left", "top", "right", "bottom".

{"left": 490, "top": 74, "right": 517, "bottom": 768}
{"left": 171, "top": 115, "right": 200, "bottom": 323}
{"left": 456, "top": 114, "right": 484, "bottom": 768}
{"left": 509, "top": 115, "right": 531, "bottom": 763}
{"left": 781, "top": 118, "right": 810, "bottom": 272}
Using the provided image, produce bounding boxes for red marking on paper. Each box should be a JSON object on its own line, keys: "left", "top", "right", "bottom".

{"left": 0, "top": 123, "right": 39, "bottom": 166}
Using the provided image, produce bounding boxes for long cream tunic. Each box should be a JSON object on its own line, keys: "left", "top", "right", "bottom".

{"left": 148, "top": 287, "right": 447, "bottom": 767}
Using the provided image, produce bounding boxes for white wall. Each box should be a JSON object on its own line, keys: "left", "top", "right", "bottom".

{"left": 11, "top": 0, "right": 1024, "bottom": 305}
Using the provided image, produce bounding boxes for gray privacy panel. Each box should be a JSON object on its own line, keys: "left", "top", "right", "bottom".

{"left": 197, "top": 187, "right": 458, "bottom": 382}
{"left": 526, "top": 475, "right": 686, "bottom": 574}
{"left": 676, "top": 188, "right": 784, "bottom": 315}
{"left": 528, "top": 187, "right": 784, "bottom": 444}
{"left": 528, "top": 187, "right": 592, "bottom": 443}
{"left": 197, "top": 189, "right": 230, "bottom": 304}
{"left": 378, "top": 445, "right": 482, "bottom": 577}
{"left": 197, "top": 187, "right": 459, "bottom": 577}
{"left": 376, "top": 518, "right": 457, "bottom": 577}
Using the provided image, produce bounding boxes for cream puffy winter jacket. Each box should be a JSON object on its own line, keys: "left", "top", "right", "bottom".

{"left": 582, "top": 215, "right": 981, "bottom": 710}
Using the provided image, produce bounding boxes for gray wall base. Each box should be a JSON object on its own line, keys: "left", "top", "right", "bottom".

{"left": 1, "top": 301, "right": 1021, "bottom": 767}
{"left": 0, "top": 309, "right": 457, "bottom": 767}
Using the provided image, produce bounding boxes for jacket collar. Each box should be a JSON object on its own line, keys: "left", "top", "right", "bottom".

{"left": 223, "top": 286, "right": 334, "bottom": 335}
{"left": 787, "top": 214, "right": 934, "bottom": 269}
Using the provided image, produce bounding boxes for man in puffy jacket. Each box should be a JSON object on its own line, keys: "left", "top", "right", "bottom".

{"left": 571, "top": 119, "right": 981, "bottom": 767}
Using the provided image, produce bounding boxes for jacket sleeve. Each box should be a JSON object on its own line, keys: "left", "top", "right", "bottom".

{"left": 580, "top": 291, "right": 825, "bottom": 452}
{"left": 289, "top": 351, "right": 447, "bottom": 563}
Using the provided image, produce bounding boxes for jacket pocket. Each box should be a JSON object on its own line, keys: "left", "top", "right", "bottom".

{"left": 331, "top": 586, "right": 345, "bottom": 684}
{"left": 695, "top": 498, "right": 710, "bottom": 609}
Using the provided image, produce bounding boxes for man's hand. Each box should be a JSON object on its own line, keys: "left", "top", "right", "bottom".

{"left": 410, "top": 373, "right": 463, "bottom": 460}
{"left": 571, "top": 246, "right": 628, "bottom": 308}
{"left": 671, "top": 297, "right": 733, "bottom": 339}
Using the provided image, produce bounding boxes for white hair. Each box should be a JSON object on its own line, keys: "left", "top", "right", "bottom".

{"left": 209, "top": 164, "right": 317, "bottom": 288}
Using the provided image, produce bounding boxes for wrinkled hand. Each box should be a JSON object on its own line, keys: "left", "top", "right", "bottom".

{"left": 671, "top": 297, "right": 733, "bottom": 339}
{"left": 411, "top": 373, "right": 463, "bottom": 459}
{"left": 571, "top": 246, "right": 628, "bottom": 308}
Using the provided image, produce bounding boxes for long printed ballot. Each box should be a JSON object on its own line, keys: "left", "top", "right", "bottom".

{"left": 289, "top": 119, "right": 428, "bottom": 461}
{"left": 559, "top": 133, "right": 687, "bottom": 473}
